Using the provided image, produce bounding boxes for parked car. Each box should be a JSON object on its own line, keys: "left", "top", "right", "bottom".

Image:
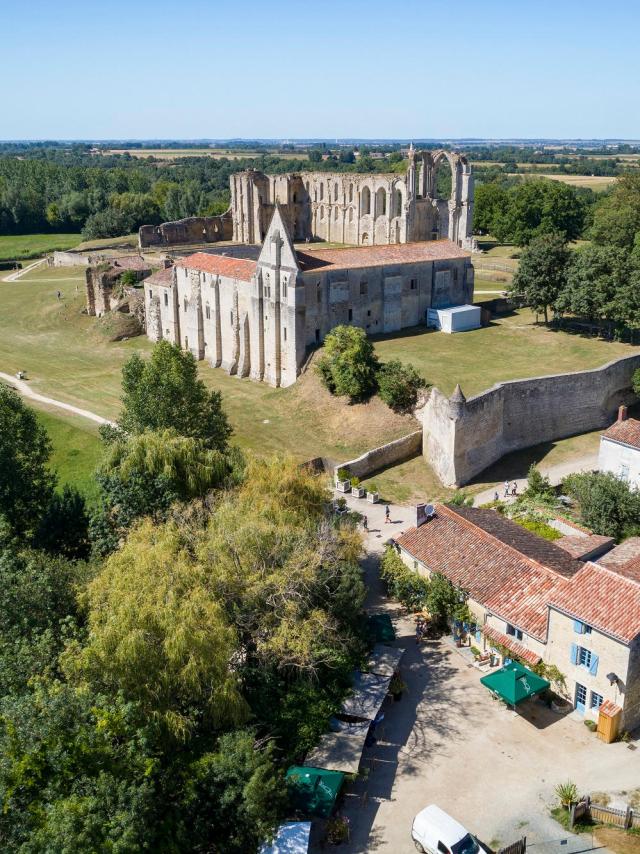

{"left": 412, "top": 805, "right": 480, "bottom": 854}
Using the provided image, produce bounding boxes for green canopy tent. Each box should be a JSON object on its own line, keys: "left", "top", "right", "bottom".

{"left": 285, "top": 766, "right": 345, "bottom": 818}
{"left": 480, "top": 661, "right": 549, "bottom": 706}
{"left": 367, "top": 613, "right": 396, "bottom": 644}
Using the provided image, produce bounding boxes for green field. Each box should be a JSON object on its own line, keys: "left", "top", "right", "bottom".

{"left": 34, "top": 406, "right": 103, "bottom": 502}
{"left": 0, "top": 233, "right": 81, "bottom": 262}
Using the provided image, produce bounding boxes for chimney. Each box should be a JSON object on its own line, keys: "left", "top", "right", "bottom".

{"left": 618, "top": 405, "right": 628, "bottom": 423}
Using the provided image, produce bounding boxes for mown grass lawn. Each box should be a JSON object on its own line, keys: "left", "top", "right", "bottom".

{"left": 0, "top": 233, "right": 81, "bottom": 262}
{"left": 373, "top": 310, "right": 635, "bottom": 397}
{"left": 34, "top": 406, "right": 103, "bottom": 503}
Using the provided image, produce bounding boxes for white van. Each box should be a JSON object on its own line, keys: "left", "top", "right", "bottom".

{"left": 412, "top": 805, "right": 480, "bottom": 854}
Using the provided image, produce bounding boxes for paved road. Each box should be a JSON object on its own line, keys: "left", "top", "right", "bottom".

{"left": 473, "top": 453, "right": 599, "bottom": 506}
{"left": 0, "top": 372, "right": 114, "bottom": 426}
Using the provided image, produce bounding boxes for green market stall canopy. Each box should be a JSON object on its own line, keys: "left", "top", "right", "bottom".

{"left": 285, "top": 766, "right": 344, "bottom": 818}
{"left": 480, "top": 661, "right": 549, "bottom": 706}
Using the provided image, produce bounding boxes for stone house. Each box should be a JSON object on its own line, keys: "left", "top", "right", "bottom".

{"left": 144, "top": 206, "right": 473, "bottom": 388}
{"left": 598, "top": 406, "right": 640, "bottom": 489}
{"left": 395, "top": 504, "right": 640, "bottom": 730}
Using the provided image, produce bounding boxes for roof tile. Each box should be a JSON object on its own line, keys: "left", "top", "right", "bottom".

{"left": 602, "top": 417, "right": 640, "bottom": 450}
{"left": 296, "top": 239, "right": 469, "bottom": 272}
{"left": 176, "top": 252, "right": 256, "bottom": 281}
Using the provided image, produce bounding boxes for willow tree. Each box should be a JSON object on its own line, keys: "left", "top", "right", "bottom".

{"left": 66, "top": 519, "right": 247, "bottom": 739}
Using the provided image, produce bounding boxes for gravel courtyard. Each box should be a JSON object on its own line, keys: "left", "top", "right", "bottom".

{"left": 328, "top": 493, "right": 640, "bottom": 854}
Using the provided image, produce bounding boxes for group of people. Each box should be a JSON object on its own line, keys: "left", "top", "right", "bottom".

{"left": 498, "top": 480, "right": 518, "bottom": 499}
{"left": 361, "top": 505, "right": 391, "bottom": 533}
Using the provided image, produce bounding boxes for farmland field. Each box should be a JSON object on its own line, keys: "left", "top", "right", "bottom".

{"left": 107, "top": 148, "right": 309, "bottom": 160}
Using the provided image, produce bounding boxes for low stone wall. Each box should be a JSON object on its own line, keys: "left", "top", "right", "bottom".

{"left": 52, "top": 250, "right": 94, "bottom": 267}
{"left": 424, "top": 353, "right": 640, "bottom": 486}
{"left": 334, "top": 430, "right": 422, "bottom": 480}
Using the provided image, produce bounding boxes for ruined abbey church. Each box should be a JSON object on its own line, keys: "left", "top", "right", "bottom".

{"left": 143, "top": 149, "right": 475, "bottom": 387}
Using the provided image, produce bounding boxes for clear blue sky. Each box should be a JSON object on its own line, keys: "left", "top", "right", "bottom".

{"left": 1, "top": 0, "right": 638, "bottom": 140}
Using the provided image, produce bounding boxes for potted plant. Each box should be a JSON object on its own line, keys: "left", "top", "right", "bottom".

{"left": 335, "top": 467, "right": 351, "bottom": 493}
{"left": 335, "top": 497, "right": 348, "bottom": 515}
{"left": 326, "top": 816, "right": 350, "bottom": 845}
{"left": 367, "top": 482, "right": 379, "bottom": 503}
{"left": 389, "top": 673, "right": 407, "bottom": 701}
{"left": 351, "top": 476, "right": 365, "bottom": 498}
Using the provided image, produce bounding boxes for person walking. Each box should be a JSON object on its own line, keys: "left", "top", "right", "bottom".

{"left": 512, "top": 481, "right": 518, "bottom": 496}
{"left": 385, "top": 505, "right": 390, "bottom": 524}
{"left": 362, "top": 515, "right": 368, "bottom": 532}
{"left": 504, "top": 480, "right": 510, "bottom": 498}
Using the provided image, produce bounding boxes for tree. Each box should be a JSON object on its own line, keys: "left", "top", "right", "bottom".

{"left": 65, "top": 518, "right": 247, "bottom": 739}
{"left": 308, "top": 149, "right": 323, "bottom": 163}
{"left": 524, "top": 464, "right": 555, "bottom": 502}
{"left": 590, "top": 174, "right": 640, "bottom": 249}
{"left": 564, "top": 471, "right": 640, "bottom": 540}
{"left": 509, "top": 232, "right": 570, "bottom": 323}
{"left": 474, "top": 182, "right": 508, "bottom": 234}
{"left": 377, "top": 360, "right": 426, "bottom": 412}
{"left": 493, "top": 179, "right": 585, "bottom": 246}
{"left": 633, "top": 367, "right": 640, "bottom": 397}
{"left": 426, "top": 572, "right": 469, "bottom": 628}
{"left": 0, "top": 384, "right": 55, "bottom": 537}
{"left": 380, "top": 546, "right": 430, "bottom": 610}
{"left": 339, "top": 150, "right": 356, "bottom": 164}
{"left": 118, "top": 341, "right": 232, "bottom": 450}
{"left": 557, "top": 243, "right": 629, "bottom": 329}
{"left": 35, "top": 485, "right": 90, "bottom": 560}
{"left": 315, "top": 325, "right": 379, "bottom": 402}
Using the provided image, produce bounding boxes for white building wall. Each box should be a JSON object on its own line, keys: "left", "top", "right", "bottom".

{"left": 598, "top": 437, "right": 640, "bottom": 490}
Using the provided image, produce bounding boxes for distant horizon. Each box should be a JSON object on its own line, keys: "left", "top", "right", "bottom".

{"left": 4, "top": 137, "right": 640, "bottom": 146}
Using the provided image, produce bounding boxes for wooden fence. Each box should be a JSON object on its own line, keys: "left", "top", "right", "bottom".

{"left": 571, "top": 797, "right": 636, "bottom": 829}
{"left": 498, "top": 837, "right": 526, "bottom": 854}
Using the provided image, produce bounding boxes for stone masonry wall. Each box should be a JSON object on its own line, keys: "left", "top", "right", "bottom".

{"left": 424, "top": 353, "right": 640, "bottom": 486}
{"left": 335, "top": 430, "right": 422, "bottom": 480}
{"left": 139, "top": 213, "right": 233, "bottom": 248}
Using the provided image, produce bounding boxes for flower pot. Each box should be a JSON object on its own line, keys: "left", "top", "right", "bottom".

{"left": 367, "top": 491, "right": 379, "bottom": 504}
{"left": 352, "top": 486, "right": 365, "bottom": 498}
{"left": 336, "top": 480, "right": 351, "bottom": 493}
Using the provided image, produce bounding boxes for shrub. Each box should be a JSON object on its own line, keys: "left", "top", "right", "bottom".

{"left": 377, "top": 359, "right": 426, "bottom": 412}
{"left": 555, "top": 780, "right": 579, "bottom": 808}
{"left": 525, "top": 465, "right": 556, "bottom": 502}
{"left": 514, "top": 515, "right": 562, "bottom": 541}
{"left": 315, "top": 326, "right": 379, "bottom": 402}
{"left": 380, "top": 546, "right": 430, "bottom": 611}
{"left": 564, "top": 471, "right": 640, "bottom": 540}
{"left": 449, "top": 491, "right": 473, "bottom": 507}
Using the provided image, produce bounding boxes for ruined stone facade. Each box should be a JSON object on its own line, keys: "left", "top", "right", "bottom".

{"left": 139, "top": 214, "right": 233, "bottom": 249}
{"left": 423, "top": 355, "right": 640, "bottom": 486}
{"left": 85, "top": 256, "right": 152, "bottom": 316}
{"left": 230, "top": 148, "right": 474, "bottom": 249}
{"left": 145, "top": 207, "right": 474, "bottom": 388}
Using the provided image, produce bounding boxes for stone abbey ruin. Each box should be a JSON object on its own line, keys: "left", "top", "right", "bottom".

{"left": 138, "top": 147, "right": 474, "bottom": 251}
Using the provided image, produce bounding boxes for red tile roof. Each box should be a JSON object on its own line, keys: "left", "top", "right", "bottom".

{"left": 549, "top": 562, "right": 640, "bottom": 644}
{"left": 602, "top": 417, "right": 640, "bottom": 450}
{"left": 395, "top": 504, "right": 576, "bottom": 640}
{"left": 176, "top": 252, "right": 256, "bottom": 281}
{"left": 482, "top": 625, "right": 541, "bottom": 666}
{"left": 599, "top": 537, "right": 640, "bottom": 570}
{"left": 145, "top": 267, "right": 174, "bottom": 287}
{"left": 296, "top": 239, "right": 470, "bottom": 272}
{"left": 554, "top": 534, "right": 615, "bottom": 560}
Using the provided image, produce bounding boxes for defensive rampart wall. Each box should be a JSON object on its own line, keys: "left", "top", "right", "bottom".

{"left": 424, "top": 354, "right": 640, "bottom": 486}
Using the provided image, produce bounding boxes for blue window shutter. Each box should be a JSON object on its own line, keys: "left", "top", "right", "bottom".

{"left": 573, "top": 619, "right": 583, "bottom": 634}
{"left": 589, "top": 653, "right": 599, "bottom": 676}
{"left": 570, "top": 643, "right": 578, "bottom": 664}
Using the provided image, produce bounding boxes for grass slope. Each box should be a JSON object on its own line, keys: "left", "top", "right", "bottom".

{"left": 34, "top": 406, "right": 103, "bottom": 502}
